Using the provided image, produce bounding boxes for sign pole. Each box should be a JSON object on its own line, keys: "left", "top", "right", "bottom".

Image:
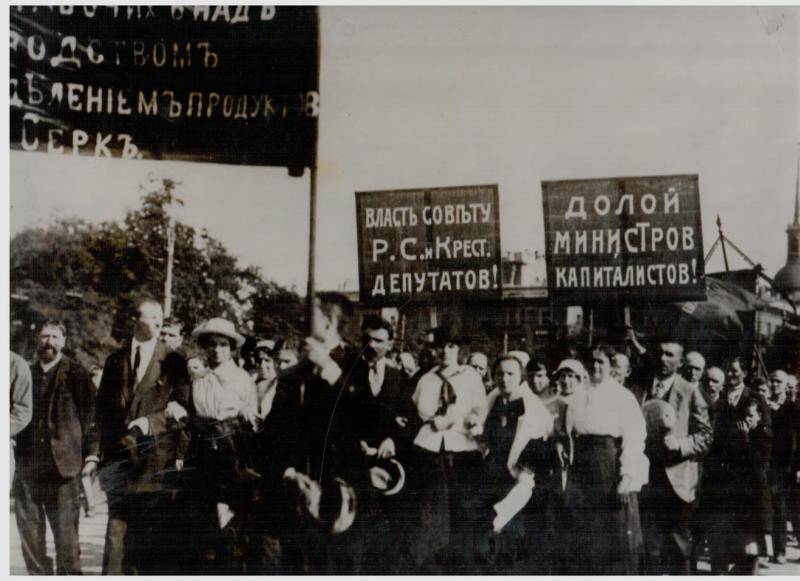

{"left": 305, "top": 165, "right": 318, "bottom": 335}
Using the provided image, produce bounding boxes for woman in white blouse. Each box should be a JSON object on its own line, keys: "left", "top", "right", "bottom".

{"left": 563, "top": 344, "right": 648, "bottom": 574}
{"left": 186, "top": 318, "right": 259, "bottom": 573}
{"left": 410, "top": 327, "right": 488, "bottom": 573}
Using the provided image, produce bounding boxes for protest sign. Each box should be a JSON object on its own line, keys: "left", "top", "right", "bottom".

{"left": 356, "top": 185, "right": 502, "bottom": 306}
{"left": 541, "top": 175, "right": 706, "bottom": 303}
{"left": 10, "top": 5, "right": 319, "bottom": 172}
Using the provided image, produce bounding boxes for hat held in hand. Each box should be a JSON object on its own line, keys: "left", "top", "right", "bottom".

{"left": 368, "top": 457, "right": 406, "bottom": 496}
{"left": 642, "top": 398, "right": 677, "bottom": 438}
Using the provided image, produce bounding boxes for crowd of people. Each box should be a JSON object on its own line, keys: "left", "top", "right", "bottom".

{"left": 9, "top": 293, "right": 800, "bottom": 575}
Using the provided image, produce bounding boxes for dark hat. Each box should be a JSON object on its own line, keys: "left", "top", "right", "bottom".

{"left": 368, "top": 457, "right": 406, "bottom": 496}
{"left": 429, "top": 326, "right": 464, "bottom": 348}
{"left": 285, "top": 469, "right": 357, "bottom": 535}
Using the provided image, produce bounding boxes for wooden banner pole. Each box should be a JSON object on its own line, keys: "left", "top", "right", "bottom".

{"left": 305, "top": 165, "right": 318, "bottom": 335}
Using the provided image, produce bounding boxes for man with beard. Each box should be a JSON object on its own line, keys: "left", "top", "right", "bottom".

{"left": 639, "top": 341, "right": 712, "bottom": 575}
{"left": 85, "top": 298, "right": 189, "bottom": 574}
{"left": 13, "top": 320, "right": 95, "bottom": 574}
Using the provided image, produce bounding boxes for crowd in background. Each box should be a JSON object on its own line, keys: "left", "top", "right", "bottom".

{"left": 9, "top": 293, "right": 800, "bottom": 574}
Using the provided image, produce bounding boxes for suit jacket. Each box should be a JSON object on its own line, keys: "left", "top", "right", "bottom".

{"left": 642, "top": 374, "right": 713, "bottom": 503}
{"left": 15, "top": 355, "right": 95, "bottom": 479}
{"left": 707, "top": 388, "right": 772, "bottom": 533}
{"left": 266, "top": 344, "right": 362, "bottom": 486}
{"left": 348, "top": 360, "right": 420, "bottom": 455}
{"left": 87, "top": 341, "right": 189, "bottom": 494}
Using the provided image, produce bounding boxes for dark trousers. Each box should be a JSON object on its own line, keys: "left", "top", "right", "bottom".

{"left": 103, "top": 492, "right": 173, "bottom": 574}
{"left": 13, "top": 471, "right": 82, "bottom": 575}
{"left": 791, "top": 480, "right": 800, "bottom": 542}
{"left": 641, "top": 469, "right": 693, "bottom": 575}
{"left": 770, "top": 473, "right": 790, "bottom": 557}
{"left": 413, "top": 449, "right": 485, "bottom": 573}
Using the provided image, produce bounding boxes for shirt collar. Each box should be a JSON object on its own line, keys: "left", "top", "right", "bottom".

{"left": 655, "top": 373, "right": 676, "bottom": 391}
{"left": 132, "top": 337, "right": 158, "bottom": 353}
{"left": 368, "top": 357, "right": 386, "bottom": 372}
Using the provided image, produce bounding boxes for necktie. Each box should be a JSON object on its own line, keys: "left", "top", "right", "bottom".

{"left": 369, "top": 363, "right": 381, "bottom": 396}
{"left": 132, "top": 345, "right": 142, "bottom": 385}
{"left": 436, "top": 371, "right": 456, "bottom": 416}
{"left": 500, "top": 395, "right": 510, "bottom": 428}
{"left": 655, "top": 381, "right": 665, "bottom": 400}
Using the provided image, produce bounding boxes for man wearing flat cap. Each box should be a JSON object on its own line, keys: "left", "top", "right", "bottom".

{"left": 85, "top": 298, "right": 189, "bottom": 574}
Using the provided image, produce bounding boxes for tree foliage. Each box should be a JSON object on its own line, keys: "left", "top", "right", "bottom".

{"left": 11, "top": 177, "right": 303, "bottom": 364}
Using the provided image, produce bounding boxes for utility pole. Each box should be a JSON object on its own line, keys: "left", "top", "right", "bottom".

{"left": 163, "top": 179, "right": 177, "bottom": 318}
{"left": 716, "top": 214, "right": 730, "bottom": 273}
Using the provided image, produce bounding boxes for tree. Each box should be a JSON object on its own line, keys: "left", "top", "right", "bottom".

{"left": 10, "top": 176, "right": 304, "bottom": 364}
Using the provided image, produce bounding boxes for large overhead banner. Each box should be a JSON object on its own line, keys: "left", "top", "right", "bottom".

{"left": 542, "top": 174, "right": 706, "bottom": 303}
{"left": 356, "top": 185, "right": 502, "bottom": 306}
{"left": 10, "top": 5, "right": 319, "bottom": 172}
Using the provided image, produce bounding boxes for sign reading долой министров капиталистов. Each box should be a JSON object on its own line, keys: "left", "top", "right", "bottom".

{"left": 356, "top": 185, "right": 502, "bottom": 306}
{"left": 10, "top": 5, "right": 319, "bottom": 172}
{"left": 542, "top": 174, "right": 706, "bottom": 304}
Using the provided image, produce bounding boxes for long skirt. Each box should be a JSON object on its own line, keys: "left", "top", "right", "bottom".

{"left": 563, "top": 435, "right": 643, "bottom": 575}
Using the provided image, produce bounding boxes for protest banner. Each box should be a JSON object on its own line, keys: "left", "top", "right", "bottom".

{"left": 10, "top": 5, "right": 319, "bottom": 172}
{"left": 356, "top": 185, "right": 502, "bottom": 306}
{"left": 541, "top": 174, "right": 706, "bottom": 303}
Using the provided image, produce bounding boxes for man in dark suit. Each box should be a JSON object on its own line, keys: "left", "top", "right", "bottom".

{"left": 13, "top": 320, "right": 95, "bottom": 574}
{"left": 706, "top": 358, "right": 772, "bottom": 573}
{"left": 84, "top": 298, "right": 189, "bottom": 574}
{"left": 265, "top": 292, "right": 363, "bottom": 573}
{"left": 639, "top": 340, "right": 713, "bottom": 575}
{"left": 348, "top": 314, "right": 419, "bottom": 573}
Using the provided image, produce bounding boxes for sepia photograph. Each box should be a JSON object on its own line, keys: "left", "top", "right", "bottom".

{"left": 6, "top": 3, "right": 800, "bottom": 576}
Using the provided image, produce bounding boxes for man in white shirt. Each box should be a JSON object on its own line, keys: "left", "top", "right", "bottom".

{"left": 410, "top": 327, "right": 487, "bottom": 573}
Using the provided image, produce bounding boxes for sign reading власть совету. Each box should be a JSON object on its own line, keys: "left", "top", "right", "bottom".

{"left": 356, "top": 185, "right": 502, "bottom": 306}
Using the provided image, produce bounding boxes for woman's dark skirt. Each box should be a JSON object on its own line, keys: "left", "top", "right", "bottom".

{"left": 563, "top": 434, "right": 643, "bottom": 575}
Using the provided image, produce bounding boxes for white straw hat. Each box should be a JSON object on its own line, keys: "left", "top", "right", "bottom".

{"left": 191, "top": 318, "right": 246, "bottom": 348}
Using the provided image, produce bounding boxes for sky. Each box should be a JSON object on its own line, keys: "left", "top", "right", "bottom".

{"left": 10, "top": 6, "right": 799, "bottom": 294}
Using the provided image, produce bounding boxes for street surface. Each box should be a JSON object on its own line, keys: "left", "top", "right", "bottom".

{"left": 9, "top": 501, "right": 800, "bottom": 575}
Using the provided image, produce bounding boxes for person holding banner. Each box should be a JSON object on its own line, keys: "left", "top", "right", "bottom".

{"left": 264, "top": 292, "right": 363, "bottom": 574}
{"left": 563, "top": 344, "right": 648, "bottom": 575}
{"left": 409, "top": 327, "right": 488, "bottom": 573}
